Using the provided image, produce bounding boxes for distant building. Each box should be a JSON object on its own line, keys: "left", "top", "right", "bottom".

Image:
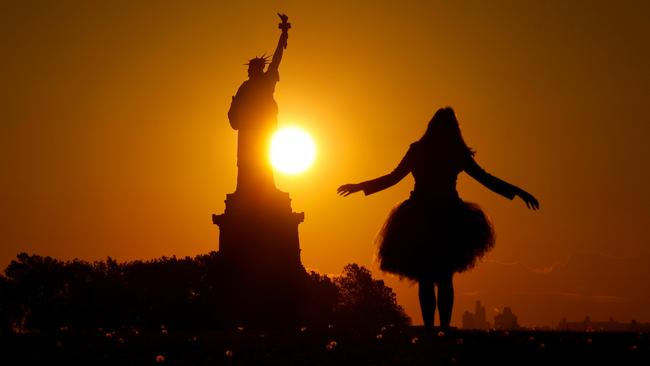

{"left": 462, "top": 301, "right": 490, "bottom": 330}
{"left": 494, "top": 307, "right": 520, "bottom": 330}
{"left": 557, "top": 316, "right": 650, "bottom": 332}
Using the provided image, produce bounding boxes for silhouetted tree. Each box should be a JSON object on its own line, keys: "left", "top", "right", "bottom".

{"left": 0, "top": 274, "right": 15, "bottom": 333}
{"left": 334, "top": 264, "right": 410, "bottom": 326}
{"left": 299, "top": 270, "right": 339, "bottom": 325}
{"left": 1, "top": 253, "right": 408, "bottom": 331}
{"left": 4, "top": 253, "right": 69, "bottom": 331}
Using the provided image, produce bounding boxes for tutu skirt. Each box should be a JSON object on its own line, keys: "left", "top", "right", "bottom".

{"left": 376, "top": 195, "right": 495, "bottom": 281}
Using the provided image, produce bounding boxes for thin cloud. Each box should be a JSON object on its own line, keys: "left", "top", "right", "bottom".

{"left": 460, "top": 290, "right": 482, "bottom": 296}
{"left": 518, "top": 291, "right": 629, "bottom": 304}
{"left": 485, "top": 258, "right": 569, "bottom": 275}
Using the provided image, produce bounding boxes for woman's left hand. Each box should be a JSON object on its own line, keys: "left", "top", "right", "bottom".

{"left": 337, "top": 183, "right": 362, "bottom": 197}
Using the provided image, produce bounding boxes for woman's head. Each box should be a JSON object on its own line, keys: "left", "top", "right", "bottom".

{"left": 420, "top": 107, "right": 474, "bottom": 156}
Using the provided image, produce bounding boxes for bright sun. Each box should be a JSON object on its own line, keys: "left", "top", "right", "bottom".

{"left": 270, "top": 127, "right": 316, "bottom": 175}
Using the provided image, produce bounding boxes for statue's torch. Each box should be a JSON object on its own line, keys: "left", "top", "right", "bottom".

{"left": 278, "top": 13, "right": 291, "bottom": 49}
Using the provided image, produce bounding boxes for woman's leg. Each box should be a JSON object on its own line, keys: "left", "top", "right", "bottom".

{"left": 437, "top": 272, "right": 454, "bottom": 330}
{"left": 418, "top": 279, "right": 435, "bottom": 329}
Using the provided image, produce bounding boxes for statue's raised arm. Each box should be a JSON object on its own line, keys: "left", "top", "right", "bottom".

{"left": 268, "top": 13, "right": 291, "bottom": 74}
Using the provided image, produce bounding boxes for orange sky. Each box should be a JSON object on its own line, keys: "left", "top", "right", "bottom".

{"left": 1, "top": 1, "right": 649, "bottom": 327}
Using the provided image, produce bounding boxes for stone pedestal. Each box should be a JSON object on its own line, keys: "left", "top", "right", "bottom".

{"left": 213, "top": 188, "right": 303, "bottom": 272}
{"left": 212, "top": 188, "right": 305, "bottom": 325}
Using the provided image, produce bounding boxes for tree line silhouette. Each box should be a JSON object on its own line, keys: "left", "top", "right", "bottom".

{"left": 0, "top": 252, "right": 408, "bottom": 333}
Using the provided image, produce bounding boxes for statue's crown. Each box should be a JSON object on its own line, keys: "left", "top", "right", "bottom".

{"left": 245, "top": 54, "right": 270, "bottom": 68}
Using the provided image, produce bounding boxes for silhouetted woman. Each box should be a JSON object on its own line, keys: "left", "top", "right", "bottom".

{"left": 337, "top": 107, "right": 539, "bottom": 330}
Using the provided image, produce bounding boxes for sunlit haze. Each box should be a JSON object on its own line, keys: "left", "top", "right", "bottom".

{"left": 270, "top": 126, "right": 316, "bottom": 175}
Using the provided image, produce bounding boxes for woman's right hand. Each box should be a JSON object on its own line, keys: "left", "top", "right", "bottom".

{"left": 337, "top": 183, "right": 362, "bottom": 197}
{"left": 517, "top": 189, "right": 540, "bottom": 210}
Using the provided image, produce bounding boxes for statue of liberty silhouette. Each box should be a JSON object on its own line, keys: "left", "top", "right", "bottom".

{"left": 228, "top": 13, "right": 291, "bottom": 193}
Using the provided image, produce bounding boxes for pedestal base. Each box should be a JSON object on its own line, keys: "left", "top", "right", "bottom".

{"left": 212, "top": 188, "right": 305, "bottom": 326}
{"left": 213, "top": 188, "right": 303, "bottom": 272}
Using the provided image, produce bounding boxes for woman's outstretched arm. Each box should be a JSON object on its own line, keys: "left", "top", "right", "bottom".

{"left": 465, "top": 157, "right": 540, "bottom": 210}
{"left": 337, "top": 147, "right": 412, "bottom": 197}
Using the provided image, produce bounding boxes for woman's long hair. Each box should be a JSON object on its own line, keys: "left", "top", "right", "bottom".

{"left": 418, "top": 107, "right": 475, "bottom": 161}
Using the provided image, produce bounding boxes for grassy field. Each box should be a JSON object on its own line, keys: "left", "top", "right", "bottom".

{"left": 2, "top": 326, "right": 648, "bottom": 365}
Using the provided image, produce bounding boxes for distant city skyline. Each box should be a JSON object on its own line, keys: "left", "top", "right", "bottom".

{"left": 462, "top": 300, "right": 650, "bottom": 332}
